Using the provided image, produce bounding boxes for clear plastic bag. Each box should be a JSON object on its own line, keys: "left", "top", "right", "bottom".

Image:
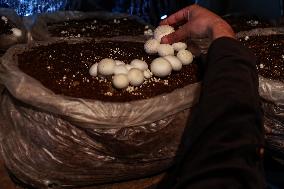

{"left": 239, "top": 29, "right": 284, "bottom": 161}
{"left": 0, "top": 38, "right": 200, "bottom": 188}
{"left": 242, "top": 29, "right": 284, "bottom": 134}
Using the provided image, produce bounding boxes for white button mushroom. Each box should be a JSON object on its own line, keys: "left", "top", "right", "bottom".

{"left": 128, "top": 68, "right": 144, "bottom": 86}
{"left": 1, "top": 16, "right": 8, "bottom": 23}
{"left": 97, "top": 58, "right": 116, "bottom": 76}
{"left": 150, "top": 57, "right": 172, "bottom": 78}
{"left": 89, "top": 63, "right": 98, "bottom": 76}
{"left": 157, "top": 44, "right": 174, "bottom": 57}
{"left": 172, "top": 42, "right": 187, "bottom": 51}
{"left": 154, "top": 25, "right": 175, "bottom": 42}
{"left": 130, "top": 59, "right": 148, "bottom": 71}
{"left": 115, "top": 60, "right": 125, "bottom": 66}
{"left": 177, "top": 50, "right": 194, "bottom": 65}
{"left": 125, "top": 64, "right": 134, "bottom": 71}
{"left": 144, "top": 38, "right": 160, "bottom": 54}
{"left": 114, "top": 65, "right": 129, "bottom": 75}
{"left": 112, "top": 74, "right": 129, "bottom": 89}
{"left": 11, "top": 28, "right": 22, "bottom": 37}
{"left": 163, "top": 56, "right": 183, "bottom": 71}
{"left": 144, "top": 69, "right": 153, "bottom": 79}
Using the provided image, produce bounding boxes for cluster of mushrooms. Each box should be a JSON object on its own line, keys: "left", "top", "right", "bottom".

{"left": 89, "top": 25, "right": 194, "bottom": 89}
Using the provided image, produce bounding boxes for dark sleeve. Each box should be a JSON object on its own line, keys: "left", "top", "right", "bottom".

{"left": 158, "top": 37, "right": 265, "bottom": 189}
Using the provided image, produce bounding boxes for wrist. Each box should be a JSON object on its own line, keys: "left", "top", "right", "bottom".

{"left": 210, "top": 19, "right": 235, "bottom": 40}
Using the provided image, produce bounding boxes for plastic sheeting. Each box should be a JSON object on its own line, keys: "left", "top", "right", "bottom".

{"left": 259, "top": 76, "right": 284, "bottom": 112}
{"left": 0, "top": 37, "right": 201, "bottom": 188}
{"left": 221, "top": 28, "right": 284, "bottom": 116}
{"left": 0, "top": 8, "right": 25, "bottom": 95}
{"left": 238, "top": 28, "right": 284, "bottom": 161}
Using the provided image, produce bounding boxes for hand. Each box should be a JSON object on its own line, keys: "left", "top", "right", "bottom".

{"left": 160, "top": 5, "right": 235, "bottom": 44}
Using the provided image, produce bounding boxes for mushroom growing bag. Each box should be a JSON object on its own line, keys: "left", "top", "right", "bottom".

{"left": 0, "top": 37, "right": 200, "bottom": 188}
{"left": 237, "top": 28, "right": 284, "bottom": 161}
{"left": 32, "top": 10, "right": 152, "bottom": 42}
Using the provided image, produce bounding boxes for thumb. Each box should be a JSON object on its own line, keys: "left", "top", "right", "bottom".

{"left": 161, "top": 25, "right": 190, "bottom": 44}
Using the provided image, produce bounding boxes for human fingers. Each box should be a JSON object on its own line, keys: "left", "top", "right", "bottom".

{"left": 160, "top": 5, "right": 194, "bottom": 26}
{"left": 161, "top": 24, "right": 190, "bottom": 44}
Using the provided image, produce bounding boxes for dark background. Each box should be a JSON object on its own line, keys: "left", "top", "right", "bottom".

{"left": 64, "top": 0, "right": 283, "bottom": 25}
{"left": 1, "top": 0, "right": 282, "bottom": 25}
